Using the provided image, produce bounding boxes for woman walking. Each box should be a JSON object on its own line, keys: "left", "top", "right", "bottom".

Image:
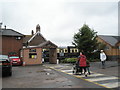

{"left": 79, "top": 52, "right": 87, "bottom": 77}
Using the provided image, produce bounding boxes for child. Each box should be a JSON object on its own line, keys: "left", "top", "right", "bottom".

{"left": 86, "top": 60, "right": 91, "bottom": 75}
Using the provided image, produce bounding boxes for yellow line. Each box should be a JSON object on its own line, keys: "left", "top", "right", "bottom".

{"left": 45, "top": 66, "right": 116, "bottom": 90}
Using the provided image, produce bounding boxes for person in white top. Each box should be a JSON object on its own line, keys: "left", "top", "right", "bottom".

{"left": 100, "top": 50, "right": 107, "bottom": 69}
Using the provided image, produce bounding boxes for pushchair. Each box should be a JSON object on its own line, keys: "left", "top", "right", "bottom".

{"left": 72, "top": 60, "right": 82, "bottom": 75}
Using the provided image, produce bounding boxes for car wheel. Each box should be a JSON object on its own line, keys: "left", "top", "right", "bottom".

{"left": 8, "top": 71, "right": 12, "bottom": 76}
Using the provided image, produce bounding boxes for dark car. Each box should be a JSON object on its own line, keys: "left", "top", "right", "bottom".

{"left": 9, "top": 56, "right": 22, "bottom": 66}
{"left": 0, "top": 55, "right": 12, "bottom": 76}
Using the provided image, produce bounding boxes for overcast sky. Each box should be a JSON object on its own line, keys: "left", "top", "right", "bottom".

{"left": 0, "top": 0, "right": 119, "bottom": 47}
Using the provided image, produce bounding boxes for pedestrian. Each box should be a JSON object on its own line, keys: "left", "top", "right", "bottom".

{"left": 86, "top": 60, "right": 91, "bottom": 75}
{"left": 79, "top": 52, "right": 87, "bottom": 77}
{"left": 42, "top": 51, "right": 45, "bottom": 63}
{"left": 100, "top": 50, "right": 107, "bottom": 69}
{"left": 75, "top": 55, "right": 82, "bottom": 74}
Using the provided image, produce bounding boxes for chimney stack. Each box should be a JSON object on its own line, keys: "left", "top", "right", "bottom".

{"left": 4, "top": 25, "right": 6, "bottom": 29}
{"left": 31, "top": 30, "right": 34, "bottom": 36}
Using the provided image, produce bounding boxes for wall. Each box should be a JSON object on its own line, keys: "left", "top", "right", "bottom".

{"left": 22, "top": 48, "right": 42, "bottom": 65}
{"left": 2, "top": 36, "right": 23, "bottom": 56}
{"left": 97, "top": 37, "right": 118, "bottom": 55}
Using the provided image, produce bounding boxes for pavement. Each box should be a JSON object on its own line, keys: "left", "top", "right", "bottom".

{"left": 43, "top": 61, "right": 120, "bottom": 89}
{"left": 89, "top": 61, "right": 119, "bottom": 77}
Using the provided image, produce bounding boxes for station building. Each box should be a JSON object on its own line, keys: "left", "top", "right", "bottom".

{"left": 21, "top": 24, "right": 58, "bottom": 65}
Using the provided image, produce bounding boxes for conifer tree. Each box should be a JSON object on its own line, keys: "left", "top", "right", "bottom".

{"left": 72, "top": 24, "right": 98, "bottom": 59}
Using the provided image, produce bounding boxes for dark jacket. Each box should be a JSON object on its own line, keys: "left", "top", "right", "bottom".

{"left": 86, "top": 60, "right": 90, "bottom": 67}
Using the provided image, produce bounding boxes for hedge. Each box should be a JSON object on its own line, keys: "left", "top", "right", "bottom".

{"left": 61, "top": 58, "right": 100, "bottom": 63}
{"left": 61, "top": 58, "right": 77, "bottom": 63}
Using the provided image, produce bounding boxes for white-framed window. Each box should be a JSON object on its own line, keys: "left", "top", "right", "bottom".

{"left": 16, "top": 36, "right": 21, "bottom": 40}
{"left": 105, "top": 45, "right": 110, "bottom": 50}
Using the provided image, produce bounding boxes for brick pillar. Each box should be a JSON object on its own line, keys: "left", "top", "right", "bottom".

{"left": 49, "top": 48, "right": 57, "bottom": 64}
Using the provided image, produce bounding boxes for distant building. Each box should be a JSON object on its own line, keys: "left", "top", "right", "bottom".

{"left": 23, "top": 24, "right": 47, "bottom": 47}
{"left": 57, "top": 46, "right": 79, "bottom": 53}
{"left": 22, "top": 24, "right": 58, "bottom": 65}
{"left": 97, "top": 35, "right": 120, "bottom": 60}
{"left": 0, "top": 27, "right": 24, "bottom": 56}
{"left": 57, "top": 46, "right": 79, "bottom": 59}
{"left": 0, "top": 24, "right": 58, "bottom": 65}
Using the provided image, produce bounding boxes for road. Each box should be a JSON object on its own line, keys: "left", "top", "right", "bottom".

{"left": 44, "top": 62, "right": 119, "bottom": 89}
{"left": 1, "top": 61, "right": 119, "bottom": 89}
{"left": 1, "top": 65, "right": 107, "bottom": 89}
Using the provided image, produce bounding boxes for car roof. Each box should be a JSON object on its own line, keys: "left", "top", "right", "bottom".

{"left": 0, "top": 55, "right": 9, "bottom": 59}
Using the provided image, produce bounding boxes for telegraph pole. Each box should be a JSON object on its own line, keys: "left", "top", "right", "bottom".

{"left": 0, "top": 22, "right": 2, "bottom": 30}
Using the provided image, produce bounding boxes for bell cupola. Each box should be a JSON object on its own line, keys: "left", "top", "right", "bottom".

{"left": 36, "top": 24, "right": 40, "bottom": 32}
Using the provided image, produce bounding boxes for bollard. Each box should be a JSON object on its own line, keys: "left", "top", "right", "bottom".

{"left": 42, "top": 58, "right": 44, "bottom": 63}
{"left": 23, "top": 62, "right": 26, "bottom": 66}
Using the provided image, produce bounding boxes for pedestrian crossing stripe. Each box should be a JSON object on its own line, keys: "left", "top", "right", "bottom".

{"left": 62, "top": 70, "right": 73, "bottom": 72}
{"left": 61, "top": 70, "right": 105, "bottom": 77}
{"left": 101, "top": 82, "right": 119, "bottom": 88}
{"left": 48, "top": 66, "right": 119, "bottom": 89}
{"left": 86, "top": 76, "right": 118, "bottom": 82}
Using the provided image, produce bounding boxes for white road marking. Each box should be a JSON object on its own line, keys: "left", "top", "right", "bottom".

{"left": 80, "top": 73, "right": 104, "bottom": 78}
{"left": 62, "top": 70, "right": 73, "bottom": 72}
{"left": 86, "top": 76, "right": 118, "bottom": 82}
{"left": 101, "top": 82, "right": 119, "bottom": 88}
{"left": 61, "top": 69, "right": 120, "bottom": 88}
{"left": 45, "top": 65, "right": 119, "bottom": 88}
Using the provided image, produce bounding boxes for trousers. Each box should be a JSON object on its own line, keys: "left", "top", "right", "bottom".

{"left": 101, "top": 61, "right": 105, "bottom": 69}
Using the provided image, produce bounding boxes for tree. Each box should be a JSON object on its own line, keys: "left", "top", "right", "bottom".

{"left": 72, "top": 24, "right": 98, "bottom": 59}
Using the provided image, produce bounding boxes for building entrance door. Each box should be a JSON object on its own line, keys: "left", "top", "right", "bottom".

{"left": 42, "top": 48, "right": 57, "bottom": 64}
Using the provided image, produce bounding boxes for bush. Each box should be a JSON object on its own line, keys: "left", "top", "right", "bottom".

{"left": 61, "top": 57, "right": 100, "bottom": 63}
{"left": 61, "top": 58, "right": 77, "bottom": 63}
{"left": 60, "top": 59, "right": 67, "bottom": 63}
{"left": 88, "top": 58, "right": 100, "bottom": 62}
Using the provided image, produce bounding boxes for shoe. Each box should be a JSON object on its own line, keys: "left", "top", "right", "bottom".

{"left": 85, "top": 74, "right": 87, "bottom": 77}
{"left": 80, "top": 73, "right": 83, "bottom": 75}
{"left": 79, "top": 73, "right": 82, "bottom": 75}
{"left": 88, "top": 72, "right": 91, "bottom": 75}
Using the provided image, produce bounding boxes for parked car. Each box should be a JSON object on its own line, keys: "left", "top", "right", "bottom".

{"left": 9, "top": 56, "right": 22, "bottom": 66}
{"left": 0, "top": 55, "right": 12, "bottom": 76}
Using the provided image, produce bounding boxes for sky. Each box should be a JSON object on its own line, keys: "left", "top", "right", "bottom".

{"left": 0, "top": 0, "right": 119, "bottom": 47}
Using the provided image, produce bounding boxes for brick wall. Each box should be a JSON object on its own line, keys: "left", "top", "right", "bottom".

{"left": 22, "top": 48, "right": 42, "bottom": 65}
{"left": 2, "top": 36, "right": 23, "bottom": 56}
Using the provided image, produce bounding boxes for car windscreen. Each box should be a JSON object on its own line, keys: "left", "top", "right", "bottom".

{"left": 9, "top": 56, "right": 19, "bottom": 59}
